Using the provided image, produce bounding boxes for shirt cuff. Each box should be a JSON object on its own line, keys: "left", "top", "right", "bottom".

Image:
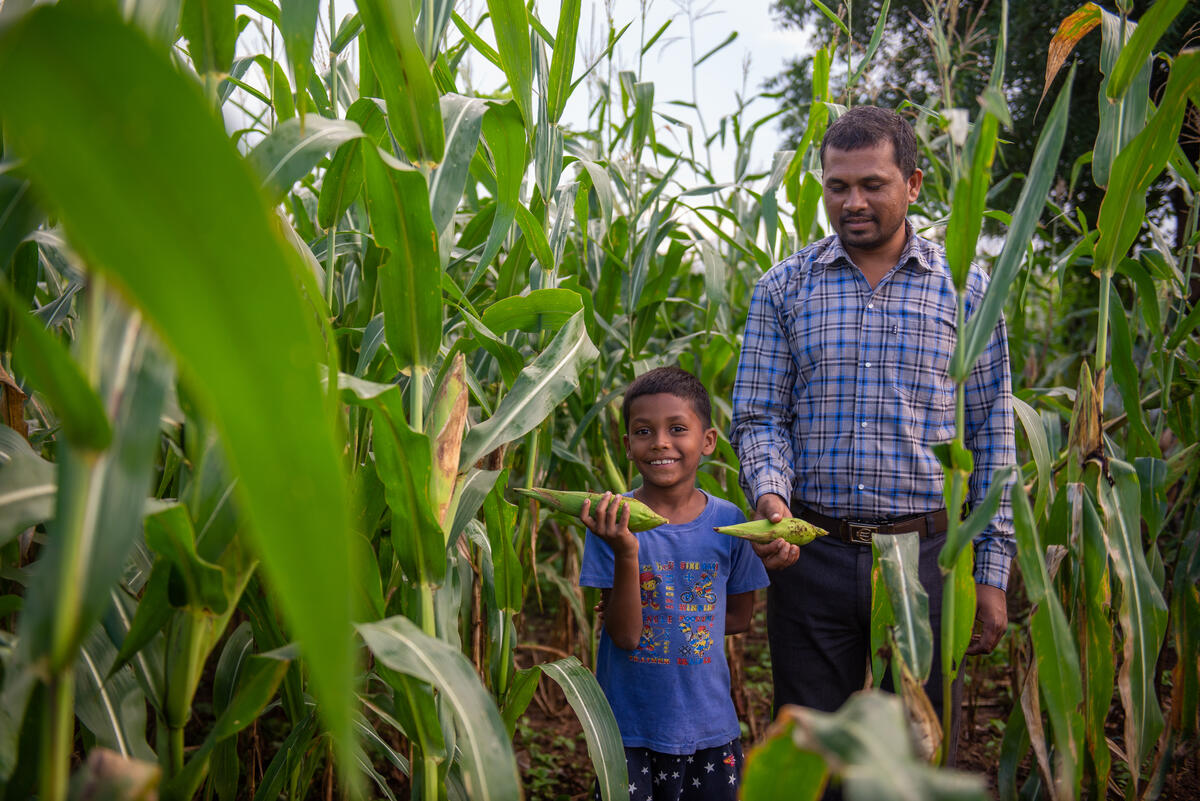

{"left": 973, "top": 541, "right": 1013, "bottom": 591}
{"left": 752, "top": 475, "right": 793, "bottom": 510}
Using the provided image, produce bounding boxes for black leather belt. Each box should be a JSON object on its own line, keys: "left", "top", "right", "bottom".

{"left": 792, "top": 504, "right": 949, "bottom": 545}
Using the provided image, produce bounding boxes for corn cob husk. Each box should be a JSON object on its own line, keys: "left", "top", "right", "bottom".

{"left": 714, "top": 517, "right": 827, "bottom": 546}
{"left": 515, "top": 488, "right": 668, "bottom": 532}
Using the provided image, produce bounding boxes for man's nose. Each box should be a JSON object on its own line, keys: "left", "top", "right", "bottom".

{"left": 845, "top": 186, "right": 867, "bottom": 210}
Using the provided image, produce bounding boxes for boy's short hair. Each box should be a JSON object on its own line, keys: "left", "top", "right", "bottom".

{"left": 622, "top": 366, "right": 712, "bottom": 430}
{"left": 820, "top": 105, "right": 919, "bottom": 178}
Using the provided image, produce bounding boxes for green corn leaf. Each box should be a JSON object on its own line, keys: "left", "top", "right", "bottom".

{"left": 940, "top": 546, "right": 976, "bottom": 686}
{"left": 23, "top": 312, "right": 170, "bottom": 674}
{"left": 1094, "top": 9, "right": 1151, "bottom": 188}
{"left": 331, "top": 12, "right": 362, "bottom": 54}
{"left": 279, "top": 0, "right": 318, "bottom": 118}
{"left": 267, "top": 58, "right": 296, "bottom": 122}
{"left": 954, "top": 66, "right": 1072, "bottom": 381}
{"left": 847, "top": 0, "right": 890, "bottom": 89}
{"left": 539, "top": 657, "right": 627, "bottom": 801}
{"left": 362, "top": 148, "right": 443, "bottom": 372}
{"left": 0, "top": 175, "right": 42, "bottom": 275}
{"left": 415, "top": 0, "right": 455, "bottom": 59}
{"left": 430, "top": 94, "right": 488, "bottom": 233}
{"left": 143, "top": 504, "right": 229, "bottom": 614}
{"left": 247, "top": 116, "right": 364, "bottom": 201}
{"left": 460, "top": 310, "right": 598, "bottom": 468}
{"left": 210, "top": 622, "right": 255, "bottom": 801}
{"left": 180, "top": 0, "right": 235, "bottom": 75}
{"left": 869, "top": 549, "right": 894, "bottom": 687}
{"left": 162, "top": 648, "right": 292, "bottom": 801}
{"left": 1012, "top": 399, "right": 1052, "bottom": 521}
{"left": 249, "top": 711, "right": 321, "bottom": 801}
{"left": 373, "top": 408, "right": 446, "bottom": 587}
{"left": 1108, "top": 286, "right": 1160, "bottom": 458}
{"left": 1093, "top": 49, "right": 1200, "bottom": 276}
{"left": 0, "top": 424, "right": 55, "bottom": 548}
{"left": 547, "top": 0, "right": 580, "bottom": 123}
{"left": 485, "top": 0, "right": 533, "bottom": 130}
{"left": 630, "top": 81, "right": 655, "bottom": 161}
{"left": 1012, "top": 477, "right": 1083, "bottom": 797}
{"left": 1092, "top": 458, "right": 1168, "bottom": 773}
{"left": 1106, "top": 0, "right": 1189, "bottom": 101}
{"left": 0, "top": 282, "right": 111, "bottom": 451}
{"left": 514, "top": 203, "right": 555, "bottom": 272}
{"left": 317, "top": 98, "right": 386, "bottom": 229}
{"left": 357, "top": 0, "right": 444, "bottom": 165}
{"left": 944, "top": 109, "right": 999, "bottom": 291}
{"left": 0, "top": 3, "right": 357, "bottom": 770}
{"left": 482, "top": 471, "right": 521, "bottom": 613}
{"left": 475, "top": 101, "right": 528, "bottom": 282}
{"left": 873, "top": 532, "right": 932, "bottom": 682}
{"left": 741, "top": 717, "right": 827, "bottom": 801}
{"left": 1074, "top": 482, "right": 1114, "bottom": 792}
{"left": 482, "top": 288, "right": 583, "bottom": 335}
{"left": 450, "top": 11, "right": 503, "bottom": 68}
{"left": 358, "top": 616, "right": 522, "bottom": 801}
{"left": 75, "top": 624, "right": 154, "bottom": 762}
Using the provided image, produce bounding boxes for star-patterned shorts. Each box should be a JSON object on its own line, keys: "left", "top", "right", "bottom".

{"left": 594, "top": 739, "right": 744, "bottom": 801}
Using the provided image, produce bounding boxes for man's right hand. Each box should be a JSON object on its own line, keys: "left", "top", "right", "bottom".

{"left": 751, "top": 493, "right": 800, "bottom": 570}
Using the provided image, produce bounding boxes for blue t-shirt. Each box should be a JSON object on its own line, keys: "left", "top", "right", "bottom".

{"left": 579, "top": 491, "right": 769, "bottom": 754}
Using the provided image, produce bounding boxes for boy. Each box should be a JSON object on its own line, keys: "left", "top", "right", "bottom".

{"left": 579, "top": 366, "right": 769, "bottom": 800}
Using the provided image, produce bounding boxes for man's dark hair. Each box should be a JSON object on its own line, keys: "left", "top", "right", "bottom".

{"left": 622, "top": 366, "right": 712, "bottom": 431}
{"left": 819, "top": 106, "right": 919, "bottom": 177}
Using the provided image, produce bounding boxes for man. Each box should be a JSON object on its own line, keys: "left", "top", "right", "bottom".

{"left": 730, "top": 106, "right": 1014, "bottom": 749}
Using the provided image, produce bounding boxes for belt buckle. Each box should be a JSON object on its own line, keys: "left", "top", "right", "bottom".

{"left": 846, "top": 522, "right": 877, "bottom": 544}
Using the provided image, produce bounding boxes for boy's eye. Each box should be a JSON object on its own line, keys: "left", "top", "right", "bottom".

{"left": 670, "top": 425, "right": 687, "bottom": 433}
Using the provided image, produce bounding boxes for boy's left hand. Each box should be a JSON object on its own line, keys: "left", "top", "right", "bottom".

{"left": 581, "top": 492, "right": 639, "bottom": 558}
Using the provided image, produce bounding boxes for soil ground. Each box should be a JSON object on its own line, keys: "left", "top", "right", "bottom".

{"left": 513, "top": 596, "right": 1200, "bottom": 801}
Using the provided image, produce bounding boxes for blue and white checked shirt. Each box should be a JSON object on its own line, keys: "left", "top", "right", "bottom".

{"left": 731, "top": 226, "right": 1016, "bottom": 590}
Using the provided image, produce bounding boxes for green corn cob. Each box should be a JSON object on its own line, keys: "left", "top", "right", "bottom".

{"left": 714, "top": 517, "right": 827, "bottom": 546}
{"left": 516, "top": 488, "right": 668, "bottom": 532}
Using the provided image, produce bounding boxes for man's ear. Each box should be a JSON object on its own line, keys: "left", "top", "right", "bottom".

{"left": 906, "top": 167, "right": 923, "bottom": 203}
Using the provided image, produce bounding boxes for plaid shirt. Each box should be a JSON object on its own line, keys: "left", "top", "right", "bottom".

{"left": 731, "top": 226, "right": 1016, "bottom": 590}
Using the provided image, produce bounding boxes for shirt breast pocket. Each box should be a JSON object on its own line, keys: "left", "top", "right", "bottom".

{"left": 887, "top": 309, "right": 957, "bottom": 439}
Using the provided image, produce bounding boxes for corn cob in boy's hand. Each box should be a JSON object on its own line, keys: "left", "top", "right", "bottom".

{"left": 516, "top": 488, "right": 668, "bottom": 532}
{"left": 713, "top": 517, "right": 827, "bottom": 546}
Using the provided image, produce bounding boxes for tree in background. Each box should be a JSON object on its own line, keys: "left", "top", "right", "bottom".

{"left": 767, "top": 0, "right": 1200, "bottom": 243}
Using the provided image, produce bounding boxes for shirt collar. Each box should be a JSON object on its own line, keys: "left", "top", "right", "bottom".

{"left": 820, "top": 220, "right": 936, "bottom": 274}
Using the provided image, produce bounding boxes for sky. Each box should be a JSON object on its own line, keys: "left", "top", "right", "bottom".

{"left": 457, "top": 0, "right": 815, "bottom": 183}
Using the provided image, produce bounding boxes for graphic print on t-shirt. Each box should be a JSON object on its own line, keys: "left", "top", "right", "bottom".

{"left": 631, "top": 559, "right": 719, "bottom": 666}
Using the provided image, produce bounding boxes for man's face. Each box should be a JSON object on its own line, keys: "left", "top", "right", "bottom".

{"left": 821, "top": 140, "right": 922, "bottom": 256}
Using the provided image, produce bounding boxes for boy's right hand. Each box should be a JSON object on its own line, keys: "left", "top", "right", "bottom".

{"left": 752, "top": 493, "right": 800, "bottom": 570}
{"left": 581, "top": 492, "right": 639, "bottom": 558}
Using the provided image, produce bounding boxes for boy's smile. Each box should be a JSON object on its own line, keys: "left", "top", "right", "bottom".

{"left": 624, "top": 392, "right": 717, "bottom": 496}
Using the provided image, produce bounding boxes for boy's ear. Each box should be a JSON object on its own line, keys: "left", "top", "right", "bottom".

{"left": 702, "top": 427, "right": 718, "bottom": 455}
{"left": 623, "top": 433, "right": 630, "bottom": 459}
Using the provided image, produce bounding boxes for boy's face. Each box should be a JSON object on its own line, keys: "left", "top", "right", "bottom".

{"left": 623, "top": 393, "right": 717, "bottom": 494}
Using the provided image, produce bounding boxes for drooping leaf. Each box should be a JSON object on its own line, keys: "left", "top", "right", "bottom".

{"left": 1042, "top": 3, "right": 1100, "bottom": 103}
{"left": 481, "top": 288, "right": 583, "bottom": 335}
{"left": 247, "top": 116, "right": 364, "bottom": 201}
{"left": 460, "top": 311, "right": 598, "bottom": 468}
{"left": 358, "top": 616, "right": 522, "bottom": 801}
{"left": 539, "top": 657, "right": 627, "bottom": 801}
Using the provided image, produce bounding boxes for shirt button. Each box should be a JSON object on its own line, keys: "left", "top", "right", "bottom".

{"left": 857, "top": 484, "right": 865, "bottom": 490}
{"left": 864, "top": 361, "right": 872, "bottom": 367}
{"left": 867, "top": 303, "right": 874, "bottom": 309}
{"left": 861, "top": 421, "right": 868, "bottom": 428}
